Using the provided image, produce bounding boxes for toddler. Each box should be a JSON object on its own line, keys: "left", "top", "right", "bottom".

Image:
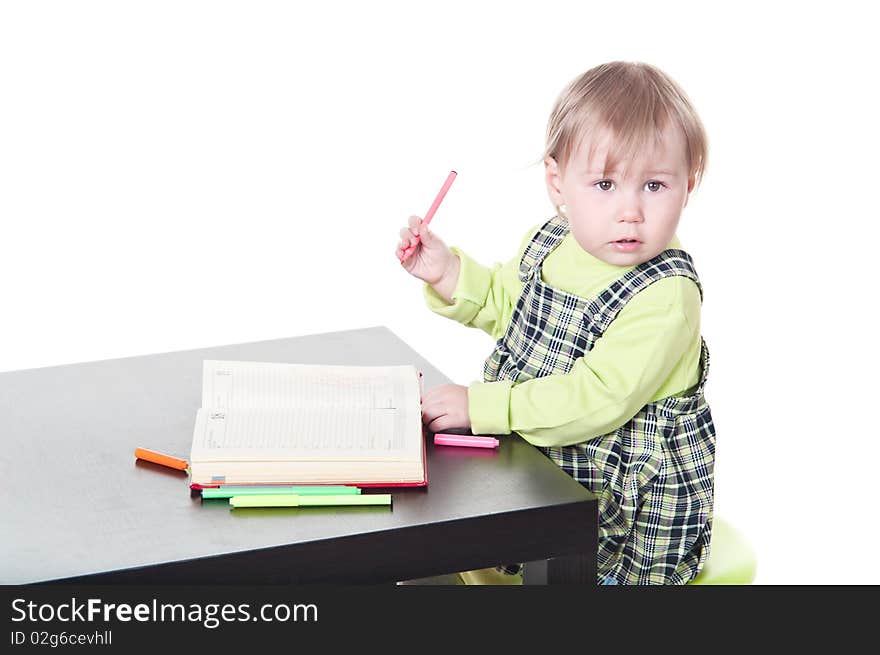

{"left": 396, "top": 61, "right": 715, "bottom": 585}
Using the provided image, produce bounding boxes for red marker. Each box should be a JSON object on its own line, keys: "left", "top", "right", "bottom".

{"left": 399, "top": 170, "right": 457, "bottom": 263}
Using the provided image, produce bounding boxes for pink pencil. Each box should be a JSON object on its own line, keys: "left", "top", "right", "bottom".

{"left": 399, "top": 170, "right": 457, "bottom": 263}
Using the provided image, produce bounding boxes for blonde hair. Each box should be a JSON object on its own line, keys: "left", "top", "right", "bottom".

{"left": 542, "top": 61, "right": 708, "bottom": 189}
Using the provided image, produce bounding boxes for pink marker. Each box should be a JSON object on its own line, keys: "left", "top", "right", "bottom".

{"left": 434, "top": 433, "right": 499, "bottom": 449}
{"left": 399, "top": 170, "right": 457, "bottom": 263}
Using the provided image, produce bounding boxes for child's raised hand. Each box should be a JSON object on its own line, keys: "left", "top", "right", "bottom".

{"left": 396, "top": 215, "right": 455, "bottom": 285}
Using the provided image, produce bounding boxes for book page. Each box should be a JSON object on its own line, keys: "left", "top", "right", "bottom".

{"left": 191, "top": 406, "right": 415, "bottom": 460}
{"left": 192, "top": 360, "right": 422, "bottom": 463}
{"left": 201, "top": 360, "right": 406, "bottom": 411}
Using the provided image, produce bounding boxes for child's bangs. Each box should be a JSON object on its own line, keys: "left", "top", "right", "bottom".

{"left": 574, "top": 112, "right": 672, "bottom": 179}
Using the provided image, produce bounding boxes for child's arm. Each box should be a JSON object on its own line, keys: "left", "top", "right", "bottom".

{"left": 467, "top": 277, "right": 703, "bottom": 447}
{"left": 422, "top": 250, "right": 520, "bottom": 339}
{"left": 398, "top": 219, "right": 539, "bottom": 340}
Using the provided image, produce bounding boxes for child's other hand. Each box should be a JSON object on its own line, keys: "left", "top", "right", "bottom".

{"left": 421, "top": 384, "right": 471, "bottom": 433}
{"left": 396, "top": 215, "right": 455, "bottom": 285}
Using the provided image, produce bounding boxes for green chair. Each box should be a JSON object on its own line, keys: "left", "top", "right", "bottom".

{"left": 687, "top": 515, "right": 757, "bottom": 585}
{"left": 456, "top": 515, "right": 756, "bottom": 585}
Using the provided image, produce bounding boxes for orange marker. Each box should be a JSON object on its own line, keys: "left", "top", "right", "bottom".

{"left": 135, "top": 447, "right": 189, "bottom": 471}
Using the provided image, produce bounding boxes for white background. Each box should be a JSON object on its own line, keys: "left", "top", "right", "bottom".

{"left": 2, "top": 0, "right": 877, "bottom": 584}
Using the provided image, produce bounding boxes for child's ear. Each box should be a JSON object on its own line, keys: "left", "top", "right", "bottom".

{"left": 683, "top": 174, "right": 696, "bottom": 208}
{"left": 544, "top": 156, "right": 564, "bottom": 205}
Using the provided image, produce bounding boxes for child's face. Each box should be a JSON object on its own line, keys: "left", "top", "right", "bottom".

{"left": 545, "top": 124, "right": 695, "bottom": 267}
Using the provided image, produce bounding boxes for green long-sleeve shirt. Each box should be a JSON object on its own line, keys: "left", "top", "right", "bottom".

{"left": 423, "top": 223, "right": 703, "bottom": 448}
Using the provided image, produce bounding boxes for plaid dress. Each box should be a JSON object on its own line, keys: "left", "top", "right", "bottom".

{"left": 484, "top": 215, "right": 716, "bottom": 585}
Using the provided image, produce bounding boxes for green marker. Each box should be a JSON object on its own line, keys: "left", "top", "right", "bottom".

{"left": 229, "top": 494, "right": 392, "bottom": 508}
{"left": 203, "top": 485, "right": 360, "bottom": 499}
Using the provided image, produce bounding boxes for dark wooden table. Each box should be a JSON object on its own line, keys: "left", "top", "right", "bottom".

{"left": 0, "top": 327, "right": 597, "bottom": 584}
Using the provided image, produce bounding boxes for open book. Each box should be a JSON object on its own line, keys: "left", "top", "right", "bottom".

{"left": 189, "top": 360, "right": 427, "bottom": 488}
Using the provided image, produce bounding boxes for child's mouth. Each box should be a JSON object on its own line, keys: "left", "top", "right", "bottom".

{"left": 612, "top": 239, "right": 641, "bottom": 252}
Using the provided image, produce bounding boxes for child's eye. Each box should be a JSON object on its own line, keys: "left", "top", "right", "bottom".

{"left": 593, "top": 180, "right": 666, "bottom": 192}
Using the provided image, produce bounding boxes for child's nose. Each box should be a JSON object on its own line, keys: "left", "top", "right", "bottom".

{"left": 618, "top": 210, "right": 644, "bottom": 223}
{"left": 616, "top": 191, "right": 645, "bottom": 223}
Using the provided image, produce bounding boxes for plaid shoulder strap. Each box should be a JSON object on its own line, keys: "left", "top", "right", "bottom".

{"left": 583, "top": 249, "right": 703, "bottom": 338}
{"left": 518, "top": 215, "right": 569, "bottom": 282}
